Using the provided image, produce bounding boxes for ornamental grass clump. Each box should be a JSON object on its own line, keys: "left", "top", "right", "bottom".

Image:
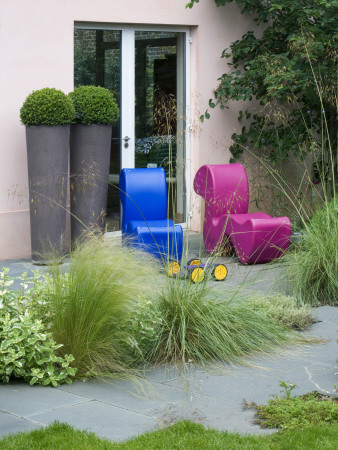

{"left": 133, "top": 277, "right": 299, "bottom": 367}
{"left": 46, "top": 237, "right": 159, "bottom": 378}
{"left": 285, "top": 197, "right": 338, "bottom": 306}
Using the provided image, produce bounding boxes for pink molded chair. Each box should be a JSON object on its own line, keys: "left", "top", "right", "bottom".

{"left": 193, "top": 164, "right": 291, "bottom": 264}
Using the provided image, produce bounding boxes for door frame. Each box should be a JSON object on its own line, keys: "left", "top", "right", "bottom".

{"left": 74, "top": 22, "right": 191, "bottom": 228}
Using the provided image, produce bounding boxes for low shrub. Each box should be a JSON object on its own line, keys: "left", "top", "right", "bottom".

{"left": 69, "top": 85, "right": 119, "bottom": 125}
{"left": 243, "top": 293, "right": 315, "bottom": 330}
{"left": 0, "top": 269, "right": 54, "bottom": 321}
{"left": 285, "top": 197, "right": 338, "bottom": 306}
{"left": 0, "top": 268, "right": 76, "bottom": 386}
{"left": 0, "top": 313, "right": 76, "bottom": 386}
{"left": 20, "top": 88, "right": 75, "bottom": 126}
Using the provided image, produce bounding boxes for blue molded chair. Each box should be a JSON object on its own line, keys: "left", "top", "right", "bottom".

{"left": 119, "top": 168, "right": 183, "bottom": 261}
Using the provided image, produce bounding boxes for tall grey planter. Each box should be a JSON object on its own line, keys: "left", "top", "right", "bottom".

{"left": 26, "top": 125, "right": 70, "bottom": 264}
{"left": 70, "top": 124, "right": 112, "bottom": 244}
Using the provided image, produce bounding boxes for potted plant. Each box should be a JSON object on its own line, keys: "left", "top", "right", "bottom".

{"left": 20, "top": 88, "right": 75, "bottom": 263}
{"left": 68, "top": 86, "right": 119, "bottom": 244}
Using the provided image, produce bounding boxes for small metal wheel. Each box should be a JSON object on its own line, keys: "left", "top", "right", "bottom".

{"left": 168, "top": 261, "right": 181, "bottom": 278}
{"left": 212, "top": 264, "right": 228, "bottom": 281}
{"left": 187, "top": 258, "right": 202, "bottom": 266}
{"left": 190, "top": 267, "right": 205, "bottom": 283}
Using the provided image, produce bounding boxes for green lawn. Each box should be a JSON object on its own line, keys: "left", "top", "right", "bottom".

{"left": 1, "top": 421, "right": 338, "bottom": 449}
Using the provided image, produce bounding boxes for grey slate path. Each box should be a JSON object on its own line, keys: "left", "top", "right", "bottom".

{"left": 0, "top": 249, "right": 337, "bottom": 443}
{"left": 2, "top": 231, "right": 288, "bottom": 294}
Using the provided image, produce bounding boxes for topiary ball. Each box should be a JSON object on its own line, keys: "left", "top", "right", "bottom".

{"left": 69, "top": 86, "right": 120, "bottom": 125}
{"left": 20, "top": 88, "right": 75, "bottom": 126}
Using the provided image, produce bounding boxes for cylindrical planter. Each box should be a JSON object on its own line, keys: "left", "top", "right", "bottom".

{"left": 70, "top": 124, "right": 112, "bottom": 244}
{"left": 26, "top": 125, "right": 70, "bottom": 264}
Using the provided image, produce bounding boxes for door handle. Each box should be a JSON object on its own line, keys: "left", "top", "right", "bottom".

{"left": 123, "top": 136, "right": 130, "bottom": 148}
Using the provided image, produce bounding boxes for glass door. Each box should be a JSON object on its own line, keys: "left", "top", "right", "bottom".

{"left": 74, "top": 27, "right": 122, "bottom": 231}
{"left": 74, "top": 25, "right": 188, "bottom": 230}
{"left": 134, "top": 31, "right": 186, "bottom": 223}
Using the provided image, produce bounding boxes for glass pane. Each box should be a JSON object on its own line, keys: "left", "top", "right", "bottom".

{"left": 134, "top": 31, "right": 186, "bottom": 223}
{"left": 74, "top": 29, "right": 121, "bottom": 231}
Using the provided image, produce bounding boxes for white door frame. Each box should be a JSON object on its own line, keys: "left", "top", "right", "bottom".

{"left": 120, "top": 26, "right": 135, "bottom": 169}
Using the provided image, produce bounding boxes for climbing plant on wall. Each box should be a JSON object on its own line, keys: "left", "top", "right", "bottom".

{"left": 187, "top": 0, "right": 337, "bottom": 194}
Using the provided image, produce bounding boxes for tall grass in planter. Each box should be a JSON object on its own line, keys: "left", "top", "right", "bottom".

{"left": 46, "top": 237, "right": 159, "bottom": 378}
{"left": 20, "top": 88, "right": 75, "bottom": 264}
{"left": 69, "top": 86, "right": 119, "bottom": 245}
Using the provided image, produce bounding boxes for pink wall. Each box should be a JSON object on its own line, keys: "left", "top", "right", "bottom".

{"left": 0, "top": 0, "right": 254, "bottom": 259}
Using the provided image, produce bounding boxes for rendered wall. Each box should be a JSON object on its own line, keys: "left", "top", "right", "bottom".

{"left": 0, "top": 0, "right": 254, "bottom": 259}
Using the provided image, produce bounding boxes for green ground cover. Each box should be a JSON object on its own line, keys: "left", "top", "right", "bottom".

{"left": 1, "top": 420, "right": 338, "bottom": 450}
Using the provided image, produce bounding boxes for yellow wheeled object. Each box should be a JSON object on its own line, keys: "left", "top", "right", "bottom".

{"left": 187, "top": 258, "right": 202, "bottom": 266}
{"left": 212, "top": 264, "right": 228, "bottom": 281}
{"left": 168, "top": 261, "right": 181, "bottom": 277}
{"left": 190, "top": 266, "right": 205, "bottom": 283}
{"left": 168, "top": 257, "right": 228, "bottom": 284}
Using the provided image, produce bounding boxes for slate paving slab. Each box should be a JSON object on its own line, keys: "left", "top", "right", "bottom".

{"left": 143, "top": 364, "right": 205, "bottom": 384}
{"left": 0, "top": 381, "right": 90, "bottom": 417}
{"left": 57, "top": 379, "right": 187, "bottom": 416}
{"left": 152, "top": 396, "right": 277, "bottom": 436}
{"left": 27, "top": 400, "right": 159, "bottom": 442}
{"left": 166, "top": 371, "right": 283, "bottom": 406}
{"left": 0, "top": 411, "right": 42, "bottom": 437}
